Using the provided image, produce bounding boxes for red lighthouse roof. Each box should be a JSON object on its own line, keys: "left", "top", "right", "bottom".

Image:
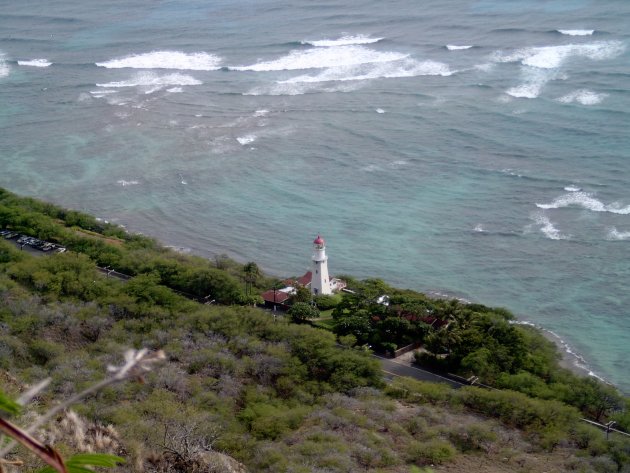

{"left": 313, "top": 235, "right": 325, "bottom": 245}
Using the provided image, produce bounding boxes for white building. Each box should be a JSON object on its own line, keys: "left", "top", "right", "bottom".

{"left": 311, "top": 235, "right": 332, "bottom": 295}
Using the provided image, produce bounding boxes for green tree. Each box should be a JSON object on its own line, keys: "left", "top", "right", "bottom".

{"left": 288, "top": 302, "right": 319, "bottom": 323}
{"left": 243, "top": 262, "right": 260, "bottom": 296}
{"left": 289, "top": 284, "right": 311, "bottom": 304}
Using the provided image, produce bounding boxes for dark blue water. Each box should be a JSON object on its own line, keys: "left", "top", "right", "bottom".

{"left": 1, "top": 0, "right": 629, "bottom": 390}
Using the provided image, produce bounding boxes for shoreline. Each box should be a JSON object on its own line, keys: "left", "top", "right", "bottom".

{"left": 135, "top": 225, "right": 608, "bottom": 384}
{"left": 514, "top": 321, "right": 604, "bottom": 382}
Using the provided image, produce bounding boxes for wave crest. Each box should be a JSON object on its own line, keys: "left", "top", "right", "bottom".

{"left": 96, "top": 51, "right": 222, "bottom": 70}
{"left": 557, "top": 89, "right": 607, "bottom": 105}
{"left": 493, "top": 40, "right": 624, "bottom": 70}
{"left": 446, "top": 44, "right": 473, "bottom": 51}
{"left": 607, "top": 228, "right": 630, "bottom": 241}
{"left": 96, "top": 72, "right": 202, "bottom": 90}
{"left": 279, "top": 58, "right": 453, "bottom": 84}
{"left": 557, "top": 29, "right": 594, "bottom": 36}
{"left": 117, "top": 180, "right": 139, "bottom": 186}
{"left": 18, "top": 58, "right": 52, "bottom": 67}
{"left": 496, "top": 41, "right": 624, "bottom": 98}
{"left": 536, "top": 192, "right": 630, "bottom": 215}
{"left": 0, "top": 52, "right": 9, "bottom": 77}
{"left": 532, "top": 213, "right": 569, "bottom": 240}
{"left": 302, "top": 35, "right": 383, "bottom": 47}
{"left": 231, "top": 45, "right": 407, "bottom": 72}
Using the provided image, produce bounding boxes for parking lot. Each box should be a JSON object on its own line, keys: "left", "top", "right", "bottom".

{"left": 1, "top": 230, "right": 66, "bottom": 254}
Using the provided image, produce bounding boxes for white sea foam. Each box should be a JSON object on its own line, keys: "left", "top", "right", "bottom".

{"left": 607, "top": 228, "right": 630, "bottom": 241}
{"left": 506, "top": 81, "right": 545, "bottom": 99}
{"left": 0, "top": 52, "right": 9, "bottom": 77}
{"left": 446, "top": 44, "right": 473, "bottom": 50}
{"left": 376, "top": 108, "right": 385, "bottom": 113}
{"left": 564, "top": 185, "right": 581, "bottom": 192}
{"left": 536, "top": 191, "right": 630, "bottom": 214}
{"left": 534, "top": 213, "right": 569, "bottom": 240}
{"left": 474, "top": 224, "right": 485, "bottom": 232}
{"left": 77, "top": 93, "right": 92, "bottom": 102}
{"left": 96, "top": 51, "right": 221, "bottom": 70}
{"left": 280, "top": 58, "right": 453, "bottom": 84}
{"left": 116, "top": 180, "right": 139, "bottom": 186}
{"left": 501, "top": 168, "right": 524, "bottom": 178}
{"left": 557, "top": 89, "right": 607, "bottom": 105}
{"left": 474, "top": 63, "right": 494, "bottom": 72}
{"left": 302, "top": 35, "right": 383, "bottom": 47}
{"left": 90, "top": 89, "right": 117, "bottom": 96}
{"left": 513, "top": 321, "right": 606, "bottom": 381}
{"left": 231, "top": 45, "right": 408, "bottom": 72}
{"left": 166, "top": 87, "right": 183, "bottom": 93}
{"left": 254, "top": 109, "right": 269, "bottom": 117}
{"left": 18, "top": 58, "right": 52, "bottom": 67}
{"left": 165, "top": 245, "right": 191, "bottom": 254}
{"left": 494, "top": 41, "right": 624, "bottom": 69}
{"left": 389, "top": 160, "right": 407, "bottom": 167}
{"left": 496, "top": 41, "right": 624, "bottom": 98}
{"left": 532, "top": 213, "right": 568, "bottom": 240}
{"left": 246, "top": 80, "right": 363, "bottom": 96}
{"left": 236, "top": 134, "right": 256, "bottom": 145}
{"left": 558, "top": 29, "right": 594, "bottom": 36}
{"left": 96, "top": 72, "right": 202, "bottom": 92}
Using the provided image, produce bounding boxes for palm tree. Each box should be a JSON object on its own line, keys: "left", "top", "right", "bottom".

{"left": 243, "top": 262, "right": 260, "bottom": 296}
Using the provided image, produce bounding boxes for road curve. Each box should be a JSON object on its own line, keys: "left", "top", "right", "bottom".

{"left": 374, "top": 354, "right": 466, "bottom": 389}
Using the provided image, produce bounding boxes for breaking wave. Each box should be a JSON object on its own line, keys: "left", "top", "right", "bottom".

{"left": 96, "top": 72, "right": 202, "bottom": 91}
{"left": 301, "top": 35, "right": 383, "bottom": 47}
{"left": 96, "top": 51, "right": 222, "bottom": 70}
{"left": 564, "top": 185, "right": 581, "bottom": 192}
{"left": 236, "top": 134, "right": 256, "bottom": 145}
{"left": 446, "top": 44, "right": 473, "bottom": 50}
{"left": 557, "top": 89, "right": 607, "bottom": 105}
{"left": 495, "top": 41, "right": 624, "bottom": 98}
{"left": 18, "top": 58, "right": 52, "bottom": 67}
{"left": 557, "top": 29, "right": 594, "bottom": 36}
{"left": 0, "top": 52, "right": 9, "bottom": 77}
{"left": 230, "top": 45, "right": 408, "bottom": 71}
{"left": 536, "top": 192, "right": 630, "bottom": 215}
{"left": 532, "top": 213, "right": 568, "bottom": 240}
{"left": 279, "top": 58, "right": 453, "bottom": 84}
{"left": 494, "top": 41, "right": 624, "bottom": 69}
{"left": 607, "top": 228, "right": 630, "bottom": 241}
{"left": 116, "top": 180, "right": 139, "bottom": 186}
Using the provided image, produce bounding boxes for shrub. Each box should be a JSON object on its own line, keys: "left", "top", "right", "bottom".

{"left": 288, "top": 302, "right": 319, "bottom": 323}
{"left": 457, "top": 386, "right": 579, "bottom": 430}
{"left": 385, "top": 378, "right": 454, "bottom": 406}
{"left": 314, "top": 294, "right": 341, "bottom": 311}
{"left": 406, "top": 438, "right": 457, "bottom": 465}
{"left": 449, "top": 423, "right": 498, "bottom": 452}
{"left": 28, "top": 339, "right": 64, "bottom": 365}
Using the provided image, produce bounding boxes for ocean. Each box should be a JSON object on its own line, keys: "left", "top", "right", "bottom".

{"left": 0, "top": 0, "right": 628, "bottom": 391}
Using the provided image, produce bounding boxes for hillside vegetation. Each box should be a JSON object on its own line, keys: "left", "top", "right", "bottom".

{"left": 1, "top": 187, "right": 629, "bottom": 473}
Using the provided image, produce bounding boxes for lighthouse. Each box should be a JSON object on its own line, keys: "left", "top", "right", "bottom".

{"left": 311, "top": 235, "right": 332, "bottom": 295}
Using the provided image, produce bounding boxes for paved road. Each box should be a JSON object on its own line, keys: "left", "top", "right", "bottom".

{"left": 374, "top": 354, "right": 466, "bottom": 389}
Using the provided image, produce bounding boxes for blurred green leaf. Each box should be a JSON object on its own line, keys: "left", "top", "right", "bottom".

{"left": 0, "top": 390, "right": 21, "bottom": 415}
{"left": 36, "top": 453, "right": 124, "bottom": 473}
{"left": 67, "top": 453, "right": 124, "bottom": 468}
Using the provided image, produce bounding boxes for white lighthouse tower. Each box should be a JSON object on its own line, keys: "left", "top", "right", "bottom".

{"left": 311, "top": 235, "right": 332, "bottom": 295}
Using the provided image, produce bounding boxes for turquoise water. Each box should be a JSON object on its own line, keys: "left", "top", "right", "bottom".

{"left": 1, "top": 0, "right": 629, "bottom": 390}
